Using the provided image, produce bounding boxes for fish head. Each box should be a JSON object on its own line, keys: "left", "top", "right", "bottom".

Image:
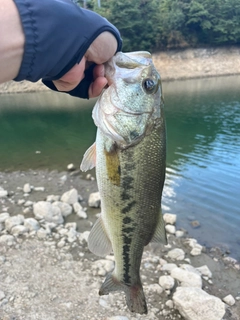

{"left": 93, "top": 51, "right": 163, "bottom": 147}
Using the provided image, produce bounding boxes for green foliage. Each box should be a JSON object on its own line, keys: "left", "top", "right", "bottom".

{"left": 75, "top": 0, "right": 240, "bottom": 51}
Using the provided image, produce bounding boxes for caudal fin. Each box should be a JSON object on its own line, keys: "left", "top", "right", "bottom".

{"left": 99, "top": 273, "right": 148, "bottom": 315}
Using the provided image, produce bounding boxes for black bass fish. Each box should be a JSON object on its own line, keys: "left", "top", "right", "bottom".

{"left": 81, "top": 51, "right": 167, "bottom": 314}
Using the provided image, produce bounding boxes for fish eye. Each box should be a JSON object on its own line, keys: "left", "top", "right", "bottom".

{"left": 142, "top": 78, "right": 157, "bottom": 94}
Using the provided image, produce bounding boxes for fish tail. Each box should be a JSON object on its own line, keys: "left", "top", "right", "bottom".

{"left": 99, "top": 273, "right": 148, "bottom": 314}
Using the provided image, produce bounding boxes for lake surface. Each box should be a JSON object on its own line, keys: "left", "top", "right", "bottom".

{"left": 0, "top": 76, "right": 240, "bottom": 259}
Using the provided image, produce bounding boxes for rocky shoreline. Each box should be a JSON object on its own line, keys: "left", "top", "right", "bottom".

{"left": 0, "top": 46, "right": 240, "bottom": 94}
{"left": 0, "top": 170, "right": 240, "bottom": 320}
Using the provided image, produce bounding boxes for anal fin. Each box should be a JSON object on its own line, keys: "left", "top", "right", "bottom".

{"left": 88, "top": 216, "right": 112, "bottom": 257}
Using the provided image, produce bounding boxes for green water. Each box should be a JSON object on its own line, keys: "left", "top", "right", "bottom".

{"left": 0, "top": 75, "right": 240, "bottom": 258}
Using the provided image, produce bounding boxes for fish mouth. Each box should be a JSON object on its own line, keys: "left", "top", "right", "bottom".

{"left": 104, "top": 51, "right": 152, "bottom": 86}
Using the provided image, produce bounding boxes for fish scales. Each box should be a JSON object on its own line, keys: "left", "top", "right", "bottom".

{"left": 80, "top": 51, "right": 167, "bottom": 315}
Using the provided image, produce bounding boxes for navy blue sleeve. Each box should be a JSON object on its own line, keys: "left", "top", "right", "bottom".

{"left": 13, "top": 0, "right": 122, "bottom": 98}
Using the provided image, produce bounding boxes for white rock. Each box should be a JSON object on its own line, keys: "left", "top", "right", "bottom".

{"left": 167, "top": 248, "right": 185, "bottom": 260}
{"left": 93, "top": 259, "right": 114, "bottom": 275}
{"left": 67, "top": 228, "right": 77, "bottom": 243}
{"left": 33, "top": 201, "right": 63, "bottom": 224}
{"left": 11, "top": 225, "right": 29, "bottom": 236}
{"left": 88, "top": 192, "right": 101, "bottom": 208}
{"left": 163, "top": 213, "right": 177, "bottom": 225}
{"left": 159, "top": 275, "right": 175, "bottom": 290}
{"left": 165, "top": 224, "right": 176, "bottom": 234}
{"left": 173, "top": 287, "right": 226, "bottom": 320}
{"left": 0, "top": 212, "right": 10, "bottom": 223}
{"left": 176, "top": 230, "right": 185, "bottom": 238}
{"left": 0, "top": 290, "right": 5, "bottom": 301}
{"left": 73, "top": 202, "right": 87, "bottom": 219}
{"left": 5, "top": 215, "right": 24, "bottom": 231}
{"left": 79, "top": 231, "right": 90, "bottom": 243}
{"left": 190, "top": 247, "right": 202, "bottom": 256}
{"left": 61, "top": 188, "right": 78, "bottom": 205}
{"left": 0, "top": 223, "right": 3, "bottom": 232}
{"left": 180, "top": 264, "right": 201, "bottom": 276}
{"left": 46, "top": 195, "right": 60, "bottom": 202}
{"left": 24, "top": 218, "right": 40, "bottom": 231}
{"left": 0, "top": 235, "right": 15, "bottom": 246}
{"left": 196, "top": 265, "right": 212, "bottom": 278}
{"left": 34, "top": 187, "right": 45, "bottom": 192}
{"left": 165, "top": 299, "right": 174, "bottom": 309}
{"left": 53, "top": 201, "right": 72, "bottom": 217}
{"left": 148, "top": 283, "right": 164, "bottom": 295}
{"left": 67, "top": 163, "right": 75, "bottom": 171}
{"left": 223, "top": 294, "right": 235, "bottom": 306}
{"left": 24, "top": 201, "right": 33, "bottom": 207}
{"left": 0, "top": 189, "right": 8, "bottom": 198}
{"left": 17, "top": 199, "right": 25, "bottom": 205}
{"left": 37, "top": 228, "right": 50, "bottom": 239}
{"left": 171, "top": 268, "right": 202, "bottom": 288}
{"left": 161, "top": 263, "right": 178, "bottom": 273}
{"left": 23, "top": 183, "right": 31, "bottom": 193}
{"left": 65, "top": 222, "right": 77, "bottom": 230}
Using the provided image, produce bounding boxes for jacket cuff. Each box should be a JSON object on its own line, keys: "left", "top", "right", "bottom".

{"left": 13, "top": 0, "right": 122, "bottom": 82}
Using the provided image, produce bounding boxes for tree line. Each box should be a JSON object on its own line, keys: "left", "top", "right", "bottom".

{"left": 76, "top": 0, "right": 240, "bottom": 51}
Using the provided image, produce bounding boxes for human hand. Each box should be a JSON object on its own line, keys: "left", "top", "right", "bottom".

{"left": 52, "top": 31, "right": 118, "bottom": 98}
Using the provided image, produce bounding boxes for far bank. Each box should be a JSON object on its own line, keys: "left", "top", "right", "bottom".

{"left": 0, "top": 46, "right": 240, "bottom": 94}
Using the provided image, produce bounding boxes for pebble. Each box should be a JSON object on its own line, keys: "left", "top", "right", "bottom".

{"left": 34, "top": 187, "right": 45, "bottom": 192}
{"left": 11, "top": 225, "right": 29, "bottom": 236}
{"left": 5, "top": 215, "right": 24, "bottom": 232}
{"left": 163, "top": 213, "right": 177, "bottom": 225}
{"left": 171, "top": 267, "right": 202, "bottom": 288}
{"left": 148, "top": 283, "right": 164, "bottom": 295}
{"left": 17, "top": 199, "right": 25, "bottom": 205}
{"left": 175, "top": 230, "right": 185, "bottom": 238}
{"left": 0, "top": 212, "right": 10, "bottom": 223}
{"left": 165, "top": 299, "right": 174, "bottom": 309}
{"left": 0, "top": 188, "right": 8, "bottom": 198}
{"left": 167, "top": 248, "right": 185, "bottom": 261}
{"left": 165, "top": 224, "right": 176, "bottom": 234}
{"left": 23, "top": 183, "right": 31, "bottom": 193}
{"left": 190, "top": 247, "right": 202, "bottom": 256}
{"left": 0, "top": 290, "right": 5, "bottom": 301}
{"left": 73, "top": 202, "right": 87, "bottom": 219}
{"left": 61, "top": 188, "right": 78, "bottom": 205}
{"left": 161, "top": 263, "right": 178, "bottom": 273}
{"left": 33, "top": 201, "right": 63, "bottom": 224}
{"left": 67, "top": 163, "right": 76, "bottom": 171}
{"left": 53, "top": 201, "right": 72, "bottom": 217}
{"left": 159, "top": 275, "right": 175, "bottom": 290}
{"left": 88, "top": 191, "right": 101, "bottom": 208}
{"left": 37, "top": 228, "right": 50, "bottom": 239}
{"left": 196, "top": 265, "right": 212, "bottom": 278}
{"left": 46, "top": 195, "right": 60, "bottom": 202}
{"left": 223, "top": 294, "right": 235, "bottom": 306}
{"left": 0, "top": 235, "right": 15, "bottom": 246}
{"left": 173, "top": 287, "right": 226, "bottom": 320}
{"left": 24, "top": 218, "right": 40, "bottom": 231}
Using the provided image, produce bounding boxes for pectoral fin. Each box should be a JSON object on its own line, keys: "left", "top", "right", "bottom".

{"left": 88, "top": 216, "right": 112, "bottom": 257}
{"left": 80, "top": 142, "right": 96, "bottom": 172}
{"left": 151, "top": 210, "right": 167, "bottom": 244}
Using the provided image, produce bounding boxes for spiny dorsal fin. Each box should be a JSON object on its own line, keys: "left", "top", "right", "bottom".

{"left": 80, "top": 142, "right": 96, "bottom": 172}
{"left": 88, "top": 216, "right": 112, "bottom": 257}
{"left": 151, "top": 210, "right": 167, "bottom": 244}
